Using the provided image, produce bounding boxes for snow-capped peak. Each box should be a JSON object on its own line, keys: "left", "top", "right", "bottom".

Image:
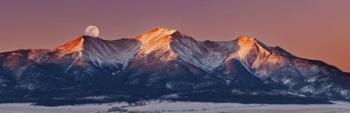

{"left": 224, "top": 36, "right": 286, "bottom": 76}
{"left": 235, "top": 36, "right": 271, "bottom": 59}
{"left": 135, "top": 28, "right": 181, "bottom": 61}
{"left": 2, "top": 27, "right": 350, "bottom": 103}
{"left": 136, "top": 28, "right": 179, "bottom": 52}
{"left": 136, "top": 27, "right": 178, "bottom": 41}
{"left": 56, "top": 36, "right": 85, "bottom": 56}
{"left": 237, "top": 36, "right": 257, "bottom": 47}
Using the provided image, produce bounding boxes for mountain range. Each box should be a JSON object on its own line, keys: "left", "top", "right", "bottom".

{"left": 0, "top": 28, "right": 349, "bottom": 105}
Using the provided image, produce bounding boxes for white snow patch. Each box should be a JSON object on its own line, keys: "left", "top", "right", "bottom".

{"left": 1, "top": 101, "right": 350, "bottom": 113}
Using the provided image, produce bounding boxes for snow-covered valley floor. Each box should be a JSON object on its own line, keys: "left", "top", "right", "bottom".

{"left": 0, "top": 101, "right": 350, "bottom": 113}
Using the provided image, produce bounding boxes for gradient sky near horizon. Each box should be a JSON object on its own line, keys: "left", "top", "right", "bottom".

{"left": 0, "top": 0, "right": 349, "bottom": 71}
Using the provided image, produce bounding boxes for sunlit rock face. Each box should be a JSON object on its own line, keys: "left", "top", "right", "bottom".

{"left": 0, "top": 27, "right": 349, "bottom": 104}
{"left": 136, "top": 28, "right": 177, "bottom": 54}
{"left": 56, "top": 37, "right": 85, "bottom": 57}
{"left": 135, "top": 28, "right": 179, "bottom": 62}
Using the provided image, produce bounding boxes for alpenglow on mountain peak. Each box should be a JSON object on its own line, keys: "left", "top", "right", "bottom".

{"left": 135, "top": 27, "right": 182, "bottom": 56}
{"left": 136, "top": 27, "right": 182, "bottom": 43}
{"left": 56, "top": 36, "right": 85, "bottom": 55}
{"left": 0, "top": 26, "right": 349, "bottom": 105}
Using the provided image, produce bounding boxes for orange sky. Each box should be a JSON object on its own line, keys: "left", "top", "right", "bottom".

{"left": 0, "top": 0, "right": 349, "bottom": 72}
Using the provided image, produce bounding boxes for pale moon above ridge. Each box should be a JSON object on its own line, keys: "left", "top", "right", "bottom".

{"left": 84, "top": 25, "right": 99, "bottom": 37}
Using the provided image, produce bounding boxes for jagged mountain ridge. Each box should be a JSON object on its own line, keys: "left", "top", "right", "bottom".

{"left": 0, "top": 28, "right": 349, "bottom": 104}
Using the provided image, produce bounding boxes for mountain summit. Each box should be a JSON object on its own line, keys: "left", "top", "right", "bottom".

{"left": 56, "top": 37, "right": 85, "bottom": 56}
{"left": 0, "top": 27, "right": 349, "bottom": 105}
{"left": 135, "top": 28, "right": 180, "bottom": 61}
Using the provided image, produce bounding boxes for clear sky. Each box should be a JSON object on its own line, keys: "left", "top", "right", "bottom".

{"left": 0, "top": 0, "right": 349, "bottom": 71}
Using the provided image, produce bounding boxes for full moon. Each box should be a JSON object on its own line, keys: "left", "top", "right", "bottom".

{"left": 84, "top": 25, "right": 100, "bottom": 37}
